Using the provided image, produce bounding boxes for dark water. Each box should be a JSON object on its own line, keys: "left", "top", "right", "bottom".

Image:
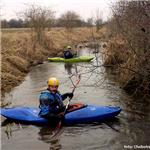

{"left": 1, "top": 47, "right": 150, "bottom": 150}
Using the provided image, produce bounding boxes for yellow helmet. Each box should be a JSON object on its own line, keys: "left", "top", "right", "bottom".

{"left": 67, "top": 45, "right": 71, "bottom": 49}
{"left": 47, "top": 77, "right": 59, "bottom": 86}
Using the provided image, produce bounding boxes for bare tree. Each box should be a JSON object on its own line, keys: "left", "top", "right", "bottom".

{"left": 95, "top": 9, "right": 103, "bottom": 32}
{"left": 59, "top": 11, "right": 81, "bottom": 32}
{"left": 23, "top": 5, "right": 55, "bottom": 44}
{"left": 106, "top": 0, "right": 150, "bottom": 99}
{"left": 86, "top": 17, "right": 94, "bottom": 27}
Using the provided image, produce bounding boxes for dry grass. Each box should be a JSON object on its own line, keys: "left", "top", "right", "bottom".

{"left": 103, "top": 35, "right": 136, "bottom": 86}
{"left": 103, "top": 35, "right": 149, "bottom": 98}
{"left": 1, "top": 27, "right": 105, "bottom": 96}
{"left": 103, "top": 35, "right": 129, "bottom": 66}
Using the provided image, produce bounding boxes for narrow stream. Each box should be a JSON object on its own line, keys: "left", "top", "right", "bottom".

{"left": 1, "top": 47, "right": 150, "bottom": 150}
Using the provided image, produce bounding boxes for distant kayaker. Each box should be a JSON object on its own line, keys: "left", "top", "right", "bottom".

{"left": 63, "top": 45, "right": 73, "bottom": 59}
{"left": 39, "top": 77, "right": 73, "bottom": 122}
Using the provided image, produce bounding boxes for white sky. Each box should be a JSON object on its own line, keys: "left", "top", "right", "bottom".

{"left": 1, "top": 0, "right": 118, "bottom": 21}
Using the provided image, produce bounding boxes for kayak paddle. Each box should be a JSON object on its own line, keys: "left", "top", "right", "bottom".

{"left": 51, "top": 75, "right": 81, "bottom": 138}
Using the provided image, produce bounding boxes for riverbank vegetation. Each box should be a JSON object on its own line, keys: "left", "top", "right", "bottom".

{"left": 105, "top": 1, "right": 150, "bottom": 100}
{"left": 1, "top": 27, "right": 105, "bottom": 96}
{"left": 1, "top": 0, "right": 150, "bottom": 104}
{"left": 1, "top": 5, "right": 106, "bottom": 98}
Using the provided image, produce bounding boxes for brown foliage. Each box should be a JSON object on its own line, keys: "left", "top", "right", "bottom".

{"left": 106, "top": 1, "right": 150, "bottom": 99}
{"left": 1, "top": 27, "right": 104, "bottom": 95}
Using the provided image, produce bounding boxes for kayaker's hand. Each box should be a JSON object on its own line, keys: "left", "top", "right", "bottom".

{"left": 62, "top": 92, "right": 74, "bottom": 100}
{"left": 67, "top": 92, "right": 74, "bottom": 99}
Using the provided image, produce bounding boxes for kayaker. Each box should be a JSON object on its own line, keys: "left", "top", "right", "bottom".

{"left": 63, "top": 45, "right": 73, "bottom": 59}
{"left": 39, "top": 77, "right": 73, "bottom": 122}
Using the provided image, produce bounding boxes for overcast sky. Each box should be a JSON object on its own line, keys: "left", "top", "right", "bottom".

{"left": 1, "top": 0, "right": 118, "bottom": 21}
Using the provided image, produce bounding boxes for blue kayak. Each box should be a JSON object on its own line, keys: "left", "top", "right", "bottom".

{"left": 0, "top": 103, "right": 121, "bottom": 125}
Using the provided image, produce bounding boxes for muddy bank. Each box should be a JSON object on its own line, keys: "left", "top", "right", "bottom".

{"left": 1, "top": 27, "right": 106, "bottom": 99}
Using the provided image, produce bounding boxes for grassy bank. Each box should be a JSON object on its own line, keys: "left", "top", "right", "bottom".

{"left": 1, "top": 27, "right": 105, "bottom": 98}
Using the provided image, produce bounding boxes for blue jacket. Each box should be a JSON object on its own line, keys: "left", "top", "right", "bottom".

{"left": 39, "top": 90, "right": 64, "bottom": 116}
{"left": 63, "top": 50, "right": 73, "bottom": 59}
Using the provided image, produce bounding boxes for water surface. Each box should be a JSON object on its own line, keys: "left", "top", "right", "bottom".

{"left": 1, "top": 47, "right": 150, "bottom": 150}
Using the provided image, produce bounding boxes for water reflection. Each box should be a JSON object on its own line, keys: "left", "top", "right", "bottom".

{"left": 64, "top": 63, "right": 73, "bottom": 75}
{"left": 105, "top": 67, "right": 150, "bottom": 122}
{"left": 38, "top": 126, "right": 62, "bottom": 150}
{"left": 104, "top": 67, "right": 150, "bottom": 147}
{"left": 64, "top": 63, "right": 79, "bottom": 77}
{"left": 2, "top": 46, "right": 150, "bottom": 150}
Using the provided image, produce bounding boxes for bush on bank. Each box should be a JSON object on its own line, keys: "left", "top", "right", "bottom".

{"left": 104, "top": 1, "right": 150, "bottom": 99}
